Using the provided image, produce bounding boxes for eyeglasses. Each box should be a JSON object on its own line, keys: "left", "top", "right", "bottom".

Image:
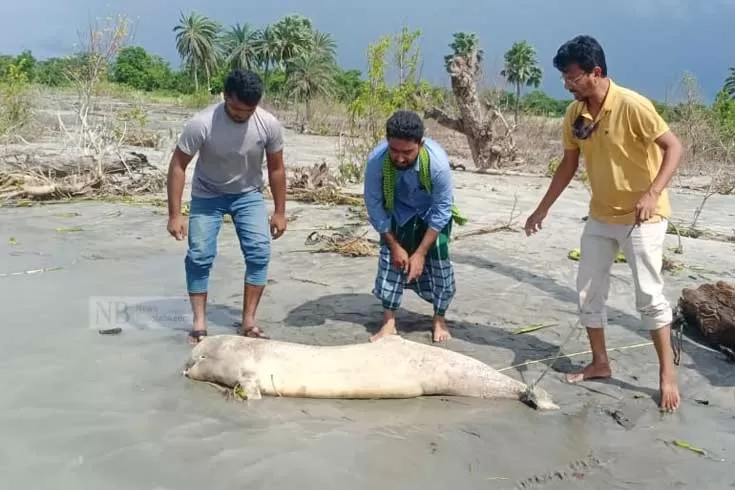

{"left": 561, "top": 73, "right": 586, "bottom": 86}
{"left": 572, "top": 114, "right": 599, "bottom": 140}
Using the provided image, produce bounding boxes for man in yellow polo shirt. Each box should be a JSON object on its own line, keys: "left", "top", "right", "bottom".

{"left": 524, "top": 35, "right": 684, "bottom": 412}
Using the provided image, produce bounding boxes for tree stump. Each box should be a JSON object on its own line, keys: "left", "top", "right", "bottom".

{"left": 424, "top": 46, "right": 516, "bottom": 171}
{"left": 678, "top": 281, "right": 735, "bottom": 350}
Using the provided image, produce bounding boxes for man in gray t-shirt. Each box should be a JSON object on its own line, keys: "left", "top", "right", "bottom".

{"left": 166, "top": 69, "right": 287, "bottom": 344}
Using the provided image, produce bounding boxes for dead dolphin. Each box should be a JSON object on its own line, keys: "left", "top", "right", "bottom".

{"left": 183, "top": 334, "right": 559, "bottom": 410}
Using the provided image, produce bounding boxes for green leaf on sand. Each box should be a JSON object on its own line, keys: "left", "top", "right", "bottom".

{"left": 568, "top": 247, "right": 626, "bottom": 263}
{"left": 672, "top": 440, "right": 707, "bottom": 456}
{"left": 512, "top": 323, "right": 557, "bottom": 334}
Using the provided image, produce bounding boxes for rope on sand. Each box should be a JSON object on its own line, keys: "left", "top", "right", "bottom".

{"left": 497, "top": 341, "right": 655, "bottom": 372}
{"left": 521, "top": 320, "right": 582, "bottom": 395}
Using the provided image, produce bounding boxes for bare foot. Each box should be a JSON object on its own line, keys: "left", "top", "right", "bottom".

{"left": 187, "top": 328, "right": 207, "bottom": 346}
{"left": 659, "top": 370, "right": 680, "bottom": 412}
{"left": 565, "top": 362, "right": 612, "bottom": 384}
{"left": 240, "top": 325, "right": 269, "bottom": 339}
{"left": 432, "top": 316, "right": 451, "bottom": 343}
{"left": 370, "top": 318, "right": 397, "bottom": 342}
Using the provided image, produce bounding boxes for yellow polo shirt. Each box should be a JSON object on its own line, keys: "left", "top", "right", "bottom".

{"left": 562, "top": 80, "right": 672, "bottom": 225}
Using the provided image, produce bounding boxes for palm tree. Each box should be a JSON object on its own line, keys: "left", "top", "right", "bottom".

{"left": 309, "top": 30, "right": 337, "bottom": 61}
{"left": 285, "top": 52, "right": 336, "bottom": 122}
{"left": 269, "top": 14, "right": 313, "bottom": 72}
{"left": 501, "top": 40, "right": 543, "bottom": 123}
{"left": 724, "top": 66, "right": 735, "bottom": 99}
{"left": 173, "top": 11, "right": 220, "bottom": 92}
{"left": 253, "top": 25, "right": 276, "bottom": 84}
{"left": 221, "top": 23, "right": 261, "bottom": 71}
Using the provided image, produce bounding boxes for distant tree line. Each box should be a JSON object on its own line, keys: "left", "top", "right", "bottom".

{"left": 0, "top": 11, "right": 733, "bottom": 127}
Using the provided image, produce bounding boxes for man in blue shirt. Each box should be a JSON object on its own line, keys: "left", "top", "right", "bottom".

{"left": 364, "top": 110, "right": 464, "bottom": 343}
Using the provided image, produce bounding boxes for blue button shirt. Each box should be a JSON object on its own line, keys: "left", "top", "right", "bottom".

{"left": 363, "top": 137, "right": 454, "bottom": 234}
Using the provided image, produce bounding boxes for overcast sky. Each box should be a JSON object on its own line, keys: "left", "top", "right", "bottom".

{"left": 1, "top": 0, "right": 732, "bottom": 102}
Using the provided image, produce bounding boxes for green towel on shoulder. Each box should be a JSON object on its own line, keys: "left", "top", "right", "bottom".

{"left": 382, "top": 145, "right": 467, "bottom": 225}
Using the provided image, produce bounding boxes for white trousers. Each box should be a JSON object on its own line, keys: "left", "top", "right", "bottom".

{"left": 577, "top": 217, "right": 672, "bottom": 331}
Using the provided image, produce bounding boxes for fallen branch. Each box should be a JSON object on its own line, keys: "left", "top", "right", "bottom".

{"left": 0, "top": 149, "right": 163, "bottom": 204}
{"left": 0, "top": 148, "right": 151, "bottom": 178}
{"left": 0, "top": 152, "right": 166, "bottom": 205}
{"left": 453, "top": 224, "right": 515, "bottom": 240}
{"left": 290, "top": 276, "right": 330, "bottom": 287}
{"left": 424, "top": 107, "right": 464, "bottom": 133}
{"left": 452, "top": 193, "right": 521, "bottom": 240}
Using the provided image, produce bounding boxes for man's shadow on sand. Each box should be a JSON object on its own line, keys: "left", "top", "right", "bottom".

{"left": 450, "top": 252, "right": 733, "bottom": 389}
{"left": 281, "top": 291, "right": 659, "bottom": 400}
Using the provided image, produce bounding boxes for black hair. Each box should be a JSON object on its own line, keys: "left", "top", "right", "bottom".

{"left": 385, "top": 110, "right": 424, "bottom": 143}
{"left": 223, "top": 69, "right": 264, "bottom": 106}
{"left": 553, "top": 35, "right": 607, "bottom": 77}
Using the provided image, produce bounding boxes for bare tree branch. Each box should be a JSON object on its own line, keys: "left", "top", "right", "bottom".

{"left": 424, "top": 107, "right": 464, "bottom": 133}
{"left": 424, "top": 46, "right": 516, "bottom": 170}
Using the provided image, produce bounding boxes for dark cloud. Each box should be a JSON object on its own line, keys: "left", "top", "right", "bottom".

{"left": 0, "top": 0, "right": 732, "bottom": 101}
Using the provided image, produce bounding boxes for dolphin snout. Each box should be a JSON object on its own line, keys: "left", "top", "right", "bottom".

{"left": 183, "top": 356, "right": 197, "bottom": 376}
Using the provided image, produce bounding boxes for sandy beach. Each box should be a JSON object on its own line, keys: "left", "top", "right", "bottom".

{"left": 1, "top": 111, "right": 734, "bottom": 489}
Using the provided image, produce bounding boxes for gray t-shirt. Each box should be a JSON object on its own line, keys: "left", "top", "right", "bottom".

{"left": 177, "top": 103, "right": 284, "bottom": 198}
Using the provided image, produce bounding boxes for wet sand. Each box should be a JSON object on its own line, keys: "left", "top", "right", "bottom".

{"left": 1, "top": 129, "right": 734, "bottom": 489}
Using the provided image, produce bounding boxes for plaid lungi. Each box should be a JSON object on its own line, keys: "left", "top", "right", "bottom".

{"left": 372, "top": 215, "right": 456, "bottom": 316}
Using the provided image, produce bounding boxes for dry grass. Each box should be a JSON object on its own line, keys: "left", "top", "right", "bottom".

{"left": 264, "top": 185, "right": 364, "bottom": 207}
{"left": 262, "top": 161, "right": 366, "bottom": 207}
{"left": 662, "top": 255, "right": 685, "bottom": 274}
{"left": 289, "top": 187, "right": 363, "bottom": 206}
{"left": 302, "top": 230, "right": 378, "bottom": 257}
{"left": 269, "top": 97, "right": 352, "bottom": 137}
{"left": 669, "top": 118, "right": 734, "bottom": 179}
{"left": 118, "top": 128, "right": 163, "bottom": 148}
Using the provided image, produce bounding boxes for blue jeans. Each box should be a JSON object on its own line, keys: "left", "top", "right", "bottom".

{"left": 185, "top": 190, "right": 271, "bottom": 293}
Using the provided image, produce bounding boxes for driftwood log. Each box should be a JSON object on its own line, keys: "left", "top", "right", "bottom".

{"left": 288, "top": 161, "right": 332, "bottom": 190}
{"left": 0, "top": 150, "right": 162, "bottom": 202}
{"left": 678, "top": 281, "right": 735, "bottom": 350}
{"left": 1, "top": 149, "right": 152, "bottom": 178}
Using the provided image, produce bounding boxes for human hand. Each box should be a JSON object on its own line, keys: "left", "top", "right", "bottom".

{"left": 406, "top": 252, "right": 426, "bottom": 283}
{"left": 167, "top": 215, "right": 188, "bottom": 241}
{"left": 270, "top": 212, "right": 287, "bottom": 239}
{"left": 635, "top": 190, "right": 659, "bottom": 224}
{"left": 524, "top": 208, "right": 548, "bottom": 236}
{"left": 390, "top": 244, "right": 409, "bottom": 272}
